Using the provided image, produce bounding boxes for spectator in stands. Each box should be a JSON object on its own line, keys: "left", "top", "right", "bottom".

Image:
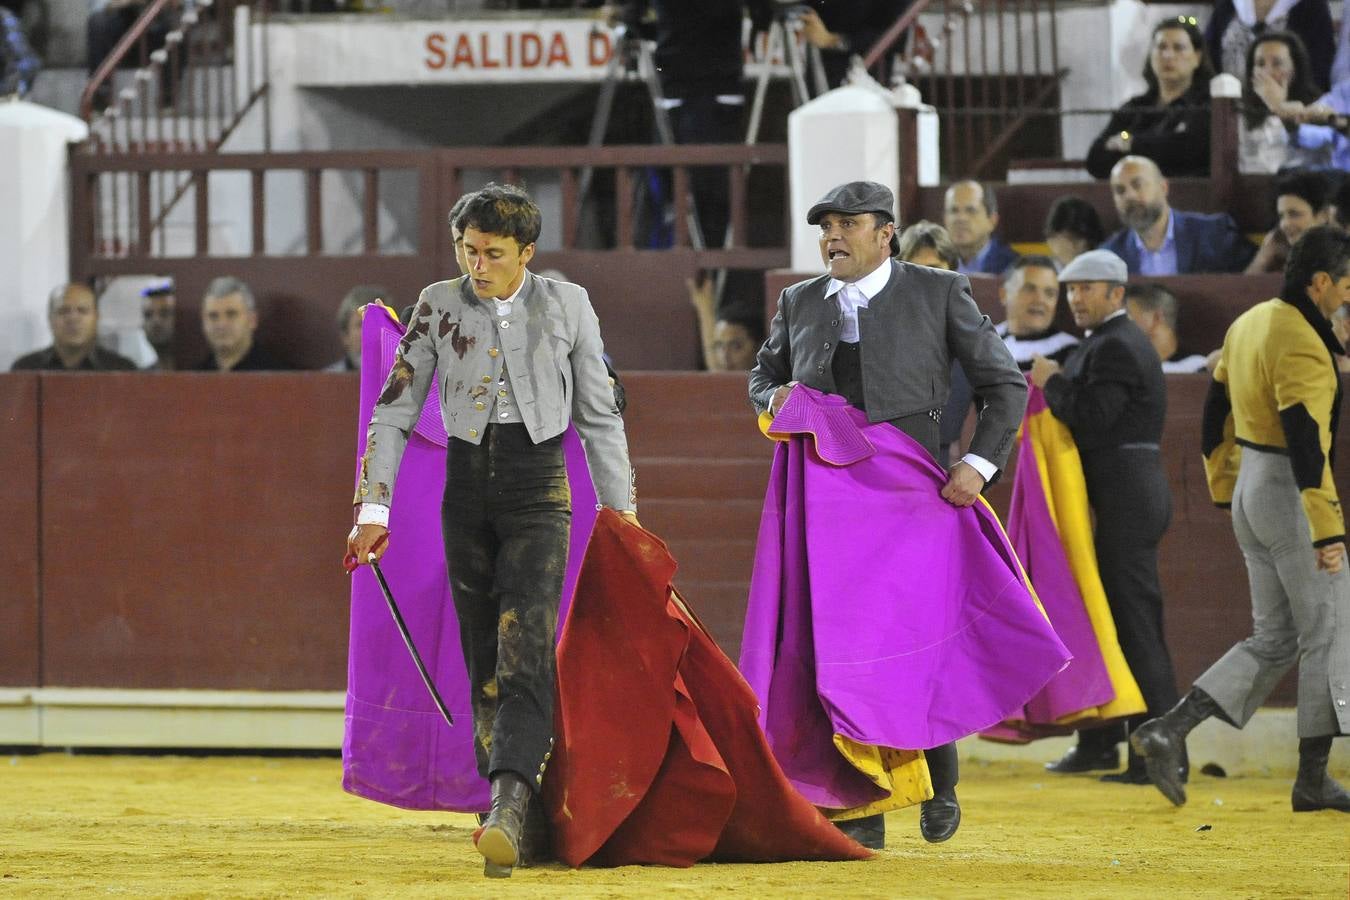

{"left": 1087, "top": 17, "right": 1214, "bottom": 179}
{"left": 1101, "top": 155, "right": 1256, "bottom": 274}
{"left": 1206, "top": 0, "right": 1334, "bottom": 92}
{"left": 0, "top": 4, "right": 39, "bottom": 97}
{"left": 1246, "top": 170, "right": 1333, "bottom": 273}
{"left": 195, "top": 276, "right": 288, "bottom": 371}
{"left": 798, "top": 1, "right": 909, "bottom": 89}
{"left": 1044, "top": 196, "right": 1107, "bottom": 271}
{"left": 1124, "top": 283, "right": 1211, "bottom": 372}
{"left": 897, "top": 219, "right": 959, "bottom": 270}
{"left": 12, "top": 284, "right": 136, "bottom": 371}
{"left": 688, "top": 274, "right": 763, "bottom": 372}
{"left": 326, "top": 285, "right": 390, "bottom": 373}
{"left": 1240, "top": 31, "right": 1337, "bottom": 171}
{"left": 141, "top": 280, "right": 176, "bottom": 370}
{"left": 944, "top": 180, "right": 1020, "bottom": 276}
{"left": 941, "top": 256, "right": 1078, "bottom": 462}
{"left": 623, "top": 1, "right": 771, "bottom": 249}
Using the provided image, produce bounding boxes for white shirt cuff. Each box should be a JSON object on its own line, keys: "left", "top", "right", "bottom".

{"left": 356, "top": 503, "right": 390, "bottom": 527}
{"left": 960, "top": 452, "right": 998, "bottom": 484}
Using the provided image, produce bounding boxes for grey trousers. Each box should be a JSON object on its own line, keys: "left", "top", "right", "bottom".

{"left": 1194, "top": 448, "right": 1350, "bottom": 738}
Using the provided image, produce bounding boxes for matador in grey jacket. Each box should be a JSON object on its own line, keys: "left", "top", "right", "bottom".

{"left": 346, "top": 184, "right": 636, "bottom": 878}
{"left": 749, "top": 181, "right": 1027, "bottom": 849}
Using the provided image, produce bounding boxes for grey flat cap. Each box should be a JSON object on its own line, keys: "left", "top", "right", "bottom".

{"left": 1059, "top": 249, "right": 1128, "bottom": 283}
{"left": 807, "top": 181, "right": 896, "bottom": 225}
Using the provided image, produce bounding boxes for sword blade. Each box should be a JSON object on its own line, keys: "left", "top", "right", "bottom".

{"left": 369, "top": 559, "right": 455, "bottom": 728}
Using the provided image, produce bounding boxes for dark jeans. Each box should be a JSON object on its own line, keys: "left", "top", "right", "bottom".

{"left": 443, "top": 423, "right": 571, "bottom": 792}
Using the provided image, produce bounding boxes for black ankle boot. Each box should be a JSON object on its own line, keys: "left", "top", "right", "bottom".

{"left": 477, "top": 772, "right": 533, "bottom": 877}
{"left": 1130, "top": 690, "right": 1218, "bottom": 806}
{"left": 1292, "top": 736, "right": 1350, "bottom": 813}
{"left": 517, "top": 796, "right": 553, "bottom": 866}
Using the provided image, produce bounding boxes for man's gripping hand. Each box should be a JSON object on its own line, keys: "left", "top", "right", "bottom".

{"left": 1316, "top": 541, "right": 1345, "bottom": 574}
{"left": 940, "top": 461, "right": 985, "bottom": 508}
{"left": 346, "top": 523, "right": 390, "bottom": 569}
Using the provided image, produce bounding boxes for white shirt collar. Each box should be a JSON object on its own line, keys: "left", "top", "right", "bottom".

{"left": 1084, "top": 307, "right": 1128, "bottom": 337}
{"left": 824, "top": 258, "right": 893, "bottom": 301}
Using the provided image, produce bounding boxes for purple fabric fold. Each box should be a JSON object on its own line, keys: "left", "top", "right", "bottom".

{"left": 740, "top": 386, "right": 1071, "bottom": 811}
{"left": 1001, "top": 386, "right": 1115, "bottom": 726}
{"left": 341, "top": 305, "right": 597, "bottom": 812}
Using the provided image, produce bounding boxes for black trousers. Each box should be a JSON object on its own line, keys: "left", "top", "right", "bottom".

{"left": 668, "top": 93, "right": 742, "bottom": 249}
{"left": 443, "top": 423, "right": 571, "bottom": 793}
{"left": 1075, "top": 449, "right": 1180, "bottom": 760}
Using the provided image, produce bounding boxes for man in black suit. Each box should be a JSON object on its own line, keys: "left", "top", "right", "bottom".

{"left": 750, "top": 180, "right": 1027, "bottom": 848}
{"left": 1029, "top": 249, "right": 1181, "bottom": 785}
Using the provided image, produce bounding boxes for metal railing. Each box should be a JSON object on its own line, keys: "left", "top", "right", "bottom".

{"left": 80, "top": 0, "right": 271, "bottom": 154}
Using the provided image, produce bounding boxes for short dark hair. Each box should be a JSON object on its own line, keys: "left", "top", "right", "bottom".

{"left": 1275, "top": 169, "right": 1331, "bottom": 214}
{"left": 1044, "top": 195, "right": 1105, "bottom": 246}
{"left": 947, "top": 179, "right": 998, "bottom": 217}
{"left": 1124, "top": 282, "right": 1180, "bottom": 331}
{"left": 337, "top": 284, "right": 390, "bottom": 331}
{"left": 1282, "top": 225, "right": 1350, "bottom": 304}
{"left": 1242, "top": 32, "right": 1321, "bottom": 130}
{"left": 452, "top": 182, "right": 542, "bottom": 248}
{"left": 1143, "top": 18, "right": 1214, "bottom": 97}
{"left": 717, "top": 313, "right": 765, "bottom": 345}
{"left": 897, "top": 220, "right": 959, "bottom": 270}
{"left": 447, "top": 191, "right": 478, "bottom": 234}
{"left": 1334, "top": 179, "right": 1350, "bottom": 229}
{"left": 1005, "top": 254, "right": 1059, "bottom": 282}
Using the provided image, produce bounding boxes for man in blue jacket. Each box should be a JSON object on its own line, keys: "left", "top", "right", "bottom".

{"left": 1100, "top": 156, "right": 1255, "bottom": 275}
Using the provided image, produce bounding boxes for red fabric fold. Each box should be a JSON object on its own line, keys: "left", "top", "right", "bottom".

{"left": 545, "top": 510, "right": 870, "bottom": 868}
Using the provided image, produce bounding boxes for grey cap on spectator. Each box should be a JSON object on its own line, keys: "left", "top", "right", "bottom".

{"left": 807, "top": 181, "right": 896, "bottom": 225}
{"left": 1058, "top": 249, "right": 1128, "bottom": 284}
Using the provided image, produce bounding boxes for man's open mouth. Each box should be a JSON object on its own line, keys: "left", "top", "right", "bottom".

{"left": 828, "top": 249, "right": 849, "bottom": 260}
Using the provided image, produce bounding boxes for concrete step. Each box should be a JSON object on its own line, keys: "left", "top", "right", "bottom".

{"left": 637, "top": 497, "right": 764, "bottom": 543}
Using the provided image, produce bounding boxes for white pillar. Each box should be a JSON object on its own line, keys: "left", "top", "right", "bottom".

{"left": 0, "top": 100, "right": 88, "bottom": 371}
{"left": 787, "top": 86, "right": 899, "bottom": 273}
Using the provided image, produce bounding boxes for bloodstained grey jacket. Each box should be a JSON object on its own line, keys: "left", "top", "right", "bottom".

{"left": 357, "top": 272, "right": 635, "bottom": 512}
{"left": 749, "top": 259, "right": 1026, "bottom": 470}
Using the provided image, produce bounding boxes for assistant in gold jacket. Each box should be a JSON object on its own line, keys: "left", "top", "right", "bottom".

{"left": 1202, "top": 293, "right": 1345, "bottom": 547}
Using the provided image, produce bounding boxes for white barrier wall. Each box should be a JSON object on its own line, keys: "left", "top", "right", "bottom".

{"left": 787, "top": 86, "right": 899, "bottom": 273}
{"left": 0, "top": 100, "right": 88, "bottom": 372}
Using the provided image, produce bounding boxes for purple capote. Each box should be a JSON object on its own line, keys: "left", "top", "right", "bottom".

{"left": 342, "top": 305, "right": 598, "bottom": 812}
{"left": 739, "top": 385, "right": 1071, "bottom": 811}
{"left": 998, "top": 384, "right": 1114, "bottom": 725}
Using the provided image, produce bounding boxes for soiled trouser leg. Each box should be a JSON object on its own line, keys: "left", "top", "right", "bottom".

{"left": 444, "top": 424, "right": 571, "bottom": 788}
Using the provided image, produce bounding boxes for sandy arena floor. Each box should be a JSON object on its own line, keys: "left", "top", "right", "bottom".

{"left": 0, "top": 753, "right": 1346, "bottom": 898}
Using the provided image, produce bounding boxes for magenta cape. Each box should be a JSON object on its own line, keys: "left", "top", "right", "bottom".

{"left": 994, "top": 384, "right": 1115, "bottom": 729}
{"left": 341, "top": 306, "right": 598, "bottom": 812}
{"left": 739, "top": 386, "right": 1071, "bottom": 811}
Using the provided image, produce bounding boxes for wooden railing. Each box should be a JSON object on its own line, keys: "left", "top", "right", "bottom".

{"left": 68, "top": 144, "right": 789, "bottom": 279}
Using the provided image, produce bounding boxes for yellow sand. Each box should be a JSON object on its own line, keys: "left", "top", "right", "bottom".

{"left": 1, "top": 753, "right": 1346, "bottom": 898}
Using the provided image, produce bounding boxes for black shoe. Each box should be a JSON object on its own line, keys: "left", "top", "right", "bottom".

{"left": 477, "top": 773, "right": 532, "bottom": 878}
{"left": 919, "top": 792, "right": 961, "bottom": 843}
{"left": 1292, "top": 736, "right": 1350, "bottom": 813}
{"left": 835, "top": 813, "right": 885, "bottom": 850}
{"left": 1099, "top": 767, "right": 1152, "bottom": 785}
{"left": 1130, "top": 717, "right": 1189, "bottom": 806}
{"left": 1046, "top": 745, "right": 1119, "bottom": 774}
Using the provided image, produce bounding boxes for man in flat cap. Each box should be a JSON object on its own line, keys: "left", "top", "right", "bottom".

{"left": 748, "top": 180, "right": 1028, "bottom": 848}
{"left": 1030, "top": 249, "right": 1181, "bottom": 786}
